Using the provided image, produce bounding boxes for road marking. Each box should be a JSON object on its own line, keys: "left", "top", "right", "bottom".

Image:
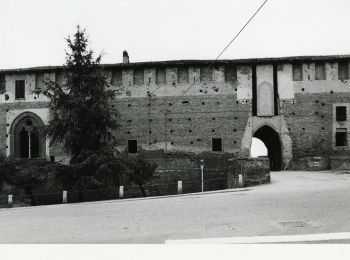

{"left": 165, "top": 232, "right": 350, "bottom": 244}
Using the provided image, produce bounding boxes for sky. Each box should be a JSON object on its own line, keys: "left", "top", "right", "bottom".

{"left": 1, "top": 0, "right": 350, "bottom": 69}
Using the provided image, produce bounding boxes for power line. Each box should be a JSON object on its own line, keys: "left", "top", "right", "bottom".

{"left": 164, "top": 0, "right": 268, "bottom": 115}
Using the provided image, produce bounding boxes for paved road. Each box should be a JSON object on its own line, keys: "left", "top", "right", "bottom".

{"left": 0, "top": 171, "right": 349, "bottom": 243}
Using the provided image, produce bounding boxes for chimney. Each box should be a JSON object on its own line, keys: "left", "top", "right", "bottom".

{"left": 123, "top": 50, "right": 129, "bottom": 64}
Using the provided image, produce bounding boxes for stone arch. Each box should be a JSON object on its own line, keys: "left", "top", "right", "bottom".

{"left": 9, "top": 112, "right": 46, "bottom": 159}
{"left": 253, "top": 125, "right": 282, "bottom": 171}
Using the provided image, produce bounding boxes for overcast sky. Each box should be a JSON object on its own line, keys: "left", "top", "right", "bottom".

{"left": 1, "top": 0, "right": 350, "bottom": 69}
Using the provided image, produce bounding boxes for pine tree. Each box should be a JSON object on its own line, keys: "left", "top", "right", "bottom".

{"left": 38, "top": 25, "right": 119, "bottom": 163}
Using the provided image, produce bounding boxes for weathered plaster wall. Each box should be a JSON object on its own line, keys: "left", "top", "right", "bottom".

{"left": 0, "top": 59, "right": 350, "bottom": 171}
{"left": 1, "top": 73, "right": 51, "bottom": 103}
{"left": 240, "top": 115, "right": 293, "bottom": 169}
{"left": 278, "top": 64, "right": 294, "bottom": 99}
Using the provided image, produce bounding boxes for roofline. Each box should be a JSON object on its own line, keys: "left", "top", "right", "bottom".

{"left": 1, "top": 54, "right": 350, "bottom": 74}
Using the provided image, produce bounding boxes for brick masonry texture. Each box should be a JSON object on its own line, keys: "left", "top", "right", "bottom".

{"left": 1, "top": 55, "right": 350, "bottom": 173}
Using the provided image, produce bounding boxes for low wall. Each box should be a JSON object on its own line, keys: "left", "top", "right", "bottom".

{"left": 142, "top": 152, "right": 233, "bottom": 195}
{"left": 227, "top": 157, "right": 270, "bottom": 188}
{"left": 291, "top": 156, "right": 329, "bottom": 171}
{"left": 330, "top": 156, "right": 350, "bottom": 170}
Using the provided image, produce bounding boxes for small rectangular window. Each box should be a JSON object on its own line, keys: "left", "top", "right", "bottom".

{"left": 0, "top": 74, "right": 5, "bottom": 94}
{"left": 292, "top": 64, "right": 303, "bottom": 81}
{"left": 55, "top": 71, "right": 63, "bottom": 86}
{"left": 336, "top": 106, "right": 347, "bottom": 121}
{"left": 315, "top": 63, "right": 326, "bottom": 80}
{"left": 225, "top": 66, "right": 237, "bottom": 83}
{"left": 111, "top": 70, "right": 122, "bottom": 86}
{"left": 338, "top": 62, "right": 349, "bottom": 80}
{"left": 15, "top": 80, "right": 25, "bottom": 99}
{"left": 336, "top": 128, "right": 347, "bottom": 147}
{"left": 128, "top": 140, "right": 138, "bottom": 153}
{"left": 133, "top": 69, "right": 144, "bottom": 85}
{"left": 156, "top": 68, "right": 166, "bottom": 85}
{"left": 177, "top": 67, "right": 189, "bottom": 83}
{"left": 200, "top": 67, "right": 213, "bottom": 82}
{"left": 212, "top": 138, "right": 222, "bottom": 152}
{"left": 35, "top": 73, "right": 45, "bottom": 89}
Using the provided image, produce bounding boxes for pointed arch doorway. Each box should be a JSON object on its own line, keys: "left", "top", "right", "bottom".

{"left": 10, "top": 112, "right": 46, "bottom": 159}
{"left": 253, "top": 125, "right": 282, "bottom": 171}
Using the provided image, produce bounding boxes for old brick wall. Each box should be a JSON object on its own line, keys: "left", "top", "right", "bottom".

{"left": 112, "top": 64, "right": 251, "bottom": 156}
{"left": 1, "top": 58, "right": 350, "bottom": 173}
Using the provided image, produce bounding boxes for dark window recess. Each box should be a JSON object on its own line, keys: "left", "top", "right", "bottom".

{"left": 15, "top": 80, "right": 25, "bottom": 99}
{"left": 336, "top": 129, "right": 347, "bottom": 147}
{"left": 111, "top": 70, "right": 122, "bottom": 86}
{"left": 35, "top": 73, "right": 45, "bottom": 89}
{"left": 133, "top": 69, "right": 144, "bottom": 85}
{"left": 292, "top": 64, "right": 303, "bottom": 81}
{"left": 338, "top": 62, "right": 349, "bottom": 80}
{"left": 225, "top": 65, "right": 237, "bottom": 83}
{"left": 252, "top": 65, "right": 257, "bottom": 116}
{"left": 55, "top": 71, "right": 63, "bottom": 86}
{"left": 182, "top": 100, "right": 189, "bottom": 104}
{"left": 212, "top": 138, "right": 222, "bottom": 152}
{"left": 273, "top": 64, "right": 279, "bottom": 116}
{"left": 315, "top": 63, "right": 326, "bottom": 80}
{"left": 178, "top": 67, "right": 189, "bottom": 83}
{"left": 336, "top": 106, "right": 347, "bottom": 121}
{"left": 0, "top": 74, "right": 5, "bottom": 94}
{"left": 128, "top": 140, "right": 138, "bottom": 153}
{"left": 156, "top": 68, "right": 166, "bottom": 85}
{"left": 200, "top": 67, "right": 213, "bottom": 82}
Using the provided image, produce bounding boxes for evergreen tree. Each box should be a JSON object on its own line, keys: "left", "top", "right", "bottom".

{"left": 38, "top": 25, "right": 119, "bottom": 163}
{"left": 34, "top": 26, "right": 157, "bottom": 197}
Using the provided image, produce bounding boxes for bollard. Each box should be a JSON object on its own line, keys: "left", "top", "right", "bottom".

{"left": 62, "top": 190, "right": 68, "bottom": 204}
{"left": 200, "top": 159, "right": 204, "bottom": 192}
{"left": 266, "top": 173, "right": 271, "bottom": 183}
{"left": 8, "top": 195, "right": 13, "bottom": 208}
{"left": 238, "top": 174, "right": 244, "bottom": 188}
{"left": 177, "top": 181, "right": 183, "bottom": 194}
{"left": 119, "top": 186, "right": 124, "bottom": 199}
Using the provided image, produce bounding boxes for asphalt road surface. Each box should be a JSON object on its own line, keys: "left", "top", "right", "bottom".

{"left": 0, "top": 171, "right": 349, "bottom": 243}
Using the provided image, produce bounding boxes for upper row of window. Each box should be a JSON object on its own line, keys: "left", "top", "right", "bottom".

{"left": 111, "top": 66, "right": 238, "bottom": 86}
{"left": 292, "top": 62, "right": 350, "bottom": 81}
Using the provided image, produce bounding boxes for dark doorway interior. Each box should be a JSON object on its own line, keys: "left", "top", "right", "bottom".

{"left": 253, "top": 125, "right": 282, "bottom": 171}
{"left": 30, "top": 128, "right": 40, "bottom": 158}
{"left": 19, "top": 127, "right": 29, "bottom": 158}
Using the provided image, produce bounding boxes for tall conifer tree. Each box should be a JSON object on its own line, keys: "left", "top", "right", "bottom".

{"left": 38, "top": 26, "right": 118, "bottom": 163}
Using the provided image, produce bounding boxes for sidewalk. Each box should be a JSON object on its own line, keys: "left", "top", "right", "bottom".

{"left": 165, "top": 232, "right": 350, "bottom": 244}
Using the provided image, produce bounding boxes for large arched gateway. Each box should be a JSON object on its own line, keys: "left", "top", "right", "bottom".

{"left": 9, "top": 112, "right": 46, "bottom": 159}
{"left": 253, "top": 125, "right": 282, "bottom": 171}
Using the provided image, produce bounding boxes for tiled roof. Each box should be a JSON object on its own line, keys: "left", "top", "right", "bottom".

{"left": 1, "top": 54, "right": 350, "bottom": 73}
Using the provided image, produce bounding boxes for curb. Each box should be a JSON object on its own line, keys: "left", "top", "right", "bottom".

{"left": 165, "top": 232, "right": 350, "bottom": 244}
{"left": 0, "top": 187, "right": 252, "bottom": 211}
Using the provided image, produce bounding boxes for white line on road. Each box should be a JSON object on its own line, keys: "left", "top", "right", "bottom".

{"left": 165, "top": 232, "right": 350, "bottom": 244}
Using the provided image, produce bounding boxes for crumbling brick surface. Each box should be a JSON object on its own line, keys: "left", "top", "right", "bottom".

{"left": 1, "top": 57, "right": 350, "bottom": 173}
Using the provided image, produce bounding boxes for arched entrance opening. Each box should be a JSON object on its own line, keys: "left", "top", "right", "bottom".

{"left": 250, "top": 137, "right": 268, "bottom": 158}
{"left": 10, "top": 112, "right": 46, "bottom": 159}
{"left": 253, "top": 125, "right": 281, "bottom": 171}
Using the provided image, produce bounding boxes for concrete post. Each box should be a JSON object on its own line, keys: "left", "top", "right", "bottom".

{"left": 238, "top": 174, "right": 244, "bottom": 188}
{"left": 266, "top": 173, "right": 271, "bottom": 183}
{"left": 8, "top": 195, "right": 13, "bottom": 208}
{"left": 62, "top": 190, "right": 68, "bottom": 204}
{"left": 177, "top": 181, "right": 183, "bottom": 194}
{"left": 119, "top": 186, "right": 124, "bottom": 199}
{"left": 200, "top": 159, "right": 204, "bottom": 192}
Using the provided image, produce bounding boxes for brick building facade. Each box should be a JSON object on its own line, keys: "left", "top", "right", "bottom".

{"left": 1, "top": 53, "right": 350, "bottom": 171}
